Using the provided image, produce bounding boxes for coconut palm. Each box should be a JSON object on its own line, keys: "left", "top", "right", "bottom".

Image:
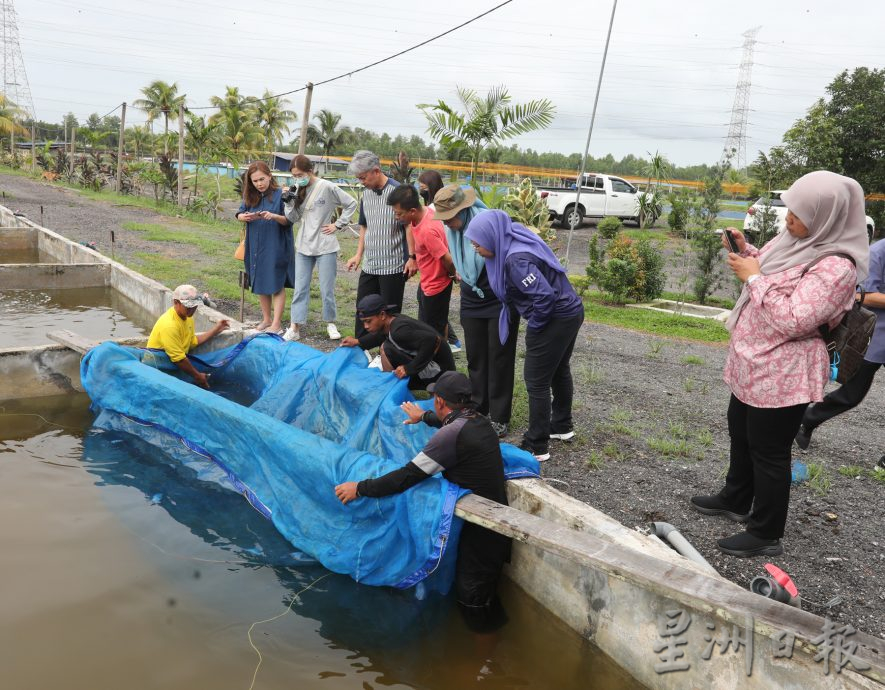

{"left": 183, "top": 113, "right": 232, "bottom": 198}
{"left": 208, "top": 87, "right": 262, "bottom": 156}
{"left": 253, "top": 91, "right": 296, "bottom": 154}
{"left": 126, "top": 124, "right": 153, "bottom": 159}
{"left": 133, "top": 81, "right": 186, "bottom": 155}
{"left": 419, "top": 85, "right": 555, "bottom": 181}
{"left": 0, "top": 94, "right": 28, "bottom": 140}
{"left": 307, "top": 109, "right": 349, "bottom": 162}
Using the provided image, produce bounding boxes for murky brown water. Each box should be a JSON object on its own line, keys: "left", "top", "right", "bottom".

{"left": 0, "top": 286, "right": 155, "bottom": 348}
{"left": 1, "top": 247, "right": 46, "bottom": 263}
{"left": 0, "top": 394, "right": 643, "bottom": 690}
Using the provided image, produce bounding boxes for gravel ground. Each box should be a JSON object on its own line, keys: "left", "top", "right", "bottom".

{"left": 3, "top": 173, "right": 883, "bottom": 641}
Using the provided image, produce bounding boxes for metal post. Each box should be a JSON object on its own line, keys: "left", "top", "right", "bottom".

{"left": 298, "top": 82, "right": 313, "bottom": 155}
{"left": 116, "top": 102, "right": 126, "bottom": 193}
{"left": 69, "top": 126, "right": 76, "bottom": 175}
{"left": 177, "top": 103, "right": 185, "bottom": 206}
{"left": 564, "top": 0, "right": 618, "bottom": 268}
{"left": 30, "top": 121, "right": 35, "bottom": 170}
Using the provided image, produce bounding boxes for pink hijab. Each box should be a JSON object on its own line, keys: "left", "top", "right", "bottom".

{"left": 726, "top": 171, "right": 869, "bottom": 331}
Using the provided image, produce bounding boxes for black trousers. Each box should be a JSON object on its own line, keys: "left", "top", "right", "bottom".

{"left": 719, "top": 395, "right": 807, "bottom": 540}
{"left": 417, "top": 282, "right": 453, "bottom": 337}
{"left": 803, "top": 360, "right": 883, "bottom": 432}
{"left": 355, "top": 271, "right": 407, "bottom": 339}
{"left": 461, "top": 311, "right": 519, "bottom": 424}
{"left": 523, "top": 312, "right": 584, "bottom": 452}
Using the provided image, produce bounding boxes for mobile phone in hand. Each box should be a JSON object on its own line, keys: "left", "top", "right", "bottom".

{"left": 725, "top": 229, "right": 740, "bottom": 253}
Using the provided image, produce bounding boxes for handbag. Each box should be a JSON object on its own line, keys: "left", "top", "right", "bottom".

{"left": 233, "top": 223, "right": 246, "bottom": 260}
{"left": 801, "top": 253, "right": 877, "bottom": 384}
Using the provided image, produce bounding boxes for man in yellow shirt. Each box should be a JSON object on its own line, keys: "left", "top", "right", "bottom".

{"left": 146, "top": 284, "right": 230, "bottom": 388}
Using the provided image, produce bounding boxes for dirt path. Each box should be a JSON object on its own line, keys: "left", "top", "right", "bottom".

{"left": 3, "top": 172, "right": 883, "bottom": 640}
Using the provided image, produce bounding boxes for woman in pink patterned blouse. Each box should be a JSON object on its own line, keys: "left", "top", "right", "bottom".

{"left": 692, "top": 171, "right": 870, "bottom": 557}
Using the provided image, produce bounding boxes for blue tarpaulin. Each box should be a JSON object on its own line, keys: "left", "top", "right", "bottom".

{"left": 80, "top": 335, "right": 539, "bottom": 593}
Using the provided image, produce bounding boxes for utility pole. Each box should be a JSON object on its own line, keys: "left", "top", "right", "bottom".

{"left": 69, "top": 126, "right": 76, "bottom": 176}
{"left": 30, "top": 120, "right": 34, "bottom": 170}
{"left": 116, "top": 102, "right": 126, "bottom": 193}
{"left": 177, "top": 102, "right": 184, "bottom": 206}
{"left": 298, "top": 82, "right": 313, "bottom": 156}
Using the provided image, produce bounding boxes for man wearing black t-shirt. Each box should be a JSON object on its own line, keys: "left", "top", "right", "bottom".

{"left": 340, "top": 293, "right": 455, "bottom": 389}
{"left": 334, "top": 371, "right": 510, "bottom": 631}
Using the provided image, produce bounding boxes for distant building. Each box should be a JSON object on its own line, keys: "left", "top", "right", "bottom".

{"left": 271, "top": 152, "right": 349, "bottom": 178}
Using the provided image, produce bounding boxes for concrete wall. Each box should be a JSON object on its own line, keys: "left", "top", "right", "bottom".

{"left": 497, "top": 479, "right": 884, "bottom": 689}
{"left": 0, "top": 263, "right": 110, "bottom": 290}
{"left": 0, "top": 227, "right": 36, "bottom": 251}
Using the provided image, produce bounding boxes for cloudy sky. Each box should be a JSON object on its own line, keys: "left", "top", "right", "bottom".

{"left": 13, "top": 0, "right": 885, "bottom": 166}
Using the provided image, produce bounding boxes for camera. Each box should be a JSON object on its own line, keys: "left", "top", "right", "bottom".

{"left": 281, "top": 188, "right": 297, "bottom": 204}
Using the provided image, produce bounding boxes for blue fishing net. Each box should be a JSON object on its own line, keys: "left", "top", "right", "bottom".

{"left": 80, "top": 334, "right": 539, "bottom": 594}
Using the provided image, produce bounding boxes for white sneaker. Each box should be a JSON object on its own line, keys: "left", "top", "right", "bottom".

{"left": 368, "top": 355, "right": 383, "bottom": 370}
{"left": 549, "top": 431, "right": 575, "bottom": 442}
{"left": 365, "top": 350, "right": 374, "bottom": 363}
{"left": 283, "top": 326, "right": 301, "bottom": 342}
{"left": 327, "top": 323, "right": 341, "bottom": 340}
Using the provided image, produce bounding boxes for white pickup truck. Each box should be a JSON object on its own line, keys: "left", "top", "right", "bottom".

{"left": 538, "top": 173, "right": 648, "bottom": 228}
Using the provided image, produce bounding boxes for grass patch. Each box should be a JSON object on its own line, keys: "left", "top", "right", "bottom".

{"left": 647, "top": 436, "right": 693, "bottom": 458}
{"left": 585, "top": 450, "right": 605, "bottom": 471}
{"left": 868, "top": 467, "right": 885, "bottom": 483}
{"left": 683, "top": 378, "right": 695, "bottom": 393}
{"left": 681, "top": 355, "right": 705, "bottom": 366}
{"left": 837, "top": 465, "right": 865, "bottom": 478}
{"left": 694, "top": 429, "right": 713, "bottom": 447}
{"left": 596, "top": 408, "right": 639, "bottom": 438}
{"left": 602, "top": 443, "right": 625, "bottom": 461}
{"left": 584, "top": 295, "right": 729, "bottom": 343}
{"left": 621, "top": 228, "right": 671, "bottom": 243}
{"left": 659, "top": 291, "right": 735, "bottom": 310}
{"left": 807, "top": 462, "right": 832, "bottom": 496}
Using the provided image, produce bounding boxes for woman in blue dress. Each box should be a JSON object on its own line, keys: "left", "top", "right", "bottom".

{"left": 236, "top": 161, "right": 295, "bottom": 334}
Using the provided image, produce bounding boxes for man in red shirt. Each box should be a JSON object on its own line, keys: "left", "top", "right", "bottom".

{"left": 387, "top": 184, "right": 456, "bottom": 338}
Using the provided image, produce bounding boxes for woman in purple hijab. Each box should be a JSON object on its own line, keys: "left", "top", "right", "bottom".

{"left": 465, "top": 210, "right": 584, "bottom": 461}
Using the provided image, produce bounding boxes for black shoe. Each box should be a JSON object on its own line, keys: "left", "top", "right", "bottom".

{"left": 717, "top": 531, "right": 783, "bottom": 558}
{"left": 794, "top": 425, "right": 812, "bottom": 450}
{"left": 878, "top": 455, "right": 885, "bottom": 470}
{"left": 690, "top": 495, "right": 750, "bottom": 523}
{"left": 518, "top": 440, "right": 550, "bottom": 462}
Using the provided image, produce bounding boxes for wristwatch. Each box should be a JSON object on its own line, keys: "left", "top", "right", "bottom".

{"left": 408, "top": 254, "right": 417, "bottom": 259}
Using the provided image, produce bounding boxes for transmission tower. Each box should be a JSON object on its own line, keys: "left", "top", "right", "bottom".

{"left": 720, "top": 26, "right": 761, "bottom": 170}
{"left": 0, "top": 0, "right": 35, "bottom": 119}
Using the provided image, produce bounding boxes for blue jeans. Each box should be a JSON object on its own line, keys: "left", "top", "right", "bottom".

{"left": 290, "top": 251, "right": 338, "bottom": 325}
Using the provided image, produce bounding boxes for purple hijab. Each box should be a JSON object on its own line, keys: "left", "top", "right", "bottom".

{"left": 465, "top": 210, "right": 567, "bottom": 343}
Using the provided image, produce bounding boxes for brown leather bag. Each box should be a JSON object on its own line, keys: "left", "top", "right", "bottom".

{"left": 233, "top": 224, "right": 246, "bottom": 260}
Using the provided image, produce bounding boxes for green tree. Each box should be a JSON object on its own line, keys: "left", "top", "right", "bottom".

{"left": 133, "top": 80, "right": 186, "bottom": 155}
{"left": 0, "top": 95, "right": 28, "bottom": 140}
{"left": 307, "top": 109, "right": 349, "bottom": 161}
{"left": 419, "top": 85, "right": 555, "bottom": 182}
{"left": 209, "top": 87, "right": 262, "bottom": 155}
{"left": 126, "top": 124, "right": 153, "bottom": 159}
{"left": 253, "top": 91, "right": 296, "bottom": 154}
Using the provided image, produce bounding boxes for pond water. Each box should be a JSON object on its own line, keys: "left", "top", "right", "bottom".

{"left": 0, "top": 286, "right": 155, "bottom": 348}
{"left": 1, "top": 247, "right": 49, "bottom": 264}
{"left": 0, "top": 393, "right": 643, "bottom": 690}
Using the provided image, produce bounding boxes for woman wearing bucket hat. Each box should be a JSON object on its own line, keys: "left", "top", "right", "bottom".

{"left": 691, "top": 170, "right": 869, "bottom": 557}
{"left": 465, "top": 209, "right": 584, "bottom": 460}
{"left": 434, "top": 185, "right": 520, "bottom": 438}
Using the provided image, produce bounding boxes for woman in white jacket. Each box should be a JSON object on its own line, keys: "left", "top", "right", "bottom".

{"left": 283, "top": 154, "right": 358, "bottom": 342}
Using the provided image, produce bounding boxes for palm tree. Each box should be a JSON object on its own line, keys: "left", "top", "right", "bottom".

{"left": 419, "top": 85, "right": 555, "bottom": 181}
{"left": 126, "top": 124, "right": 153, "bottom": 159}
{"left": 0, "top": 94, "right": 28, "bottom": 141}
{"left": 307, "top": 109, "right": 349, "bottom": 162}
{"left": 253, "top": 91, "right": 296, "bottom": 155}
{"left": 133, "top": 80, "right": 186, "bottom": 155}
{"left": 208, "top": 86, "right": 262, "bottom": 156}
{"left": 183, "top": 113, "right": 232, "bottom": 198}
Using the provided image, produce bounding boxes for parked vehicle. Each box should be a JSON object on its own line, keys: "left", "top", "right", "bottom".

{"left": 744, "top": 191, "right": 876, "bottom": 243}
{"left": 538, "top": 173, "right": 650, "bottom": 228}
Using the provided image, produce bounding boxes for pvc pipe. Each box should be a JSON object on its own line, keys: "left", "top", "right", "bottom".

{"left": 651, "top": 522, "right": 718, "bottom": 576}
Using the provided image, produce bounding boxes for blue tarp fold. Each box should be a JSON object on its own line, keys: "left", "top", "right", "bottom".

{"left": 81, "top": 335, "right": 538, "bottom": 593}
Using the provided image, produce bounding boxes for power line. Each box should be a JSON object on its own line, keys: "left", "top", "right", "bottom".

{"left": 188, "top": 0, "right": 514, "bottom": 110}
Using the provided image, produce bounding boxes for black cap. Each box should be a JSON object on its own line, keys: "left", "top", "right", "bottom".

{"left": 427, "top": 371, "right": 473, "bottom": 404}
{"left": 356, "top": 294, "right": 398, "bottom": 318}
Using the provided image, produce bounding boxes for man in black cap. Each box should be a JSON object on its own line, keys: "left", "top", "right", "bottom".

{"left": 334, "top": 371, "right": 510, "bottom": 631}
{"left": 340, "top": 294, "right": 455, "bottom": 389}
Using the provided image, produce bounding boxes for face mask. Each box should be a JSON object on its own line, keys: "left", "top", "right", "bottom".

{"left": 294, "top": 177, "right": 310, "bottom": 188}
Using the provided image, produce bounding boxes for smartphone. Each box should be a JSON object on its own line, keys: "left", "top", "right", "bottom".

{"left": 725, "top": 229, "right": 740, "bottom": 253}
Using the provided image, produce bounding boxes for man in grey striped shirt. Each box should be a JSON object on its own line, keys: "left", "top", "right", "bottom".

{"left": 346, "top": 150, "right": 418, "bottom": 338}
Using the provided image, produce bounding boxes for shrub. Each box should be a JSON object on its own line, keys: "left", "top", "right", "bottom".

{"left": 597, "top": 215, "right": 622, "bottom": 239}
{"left": 503, "top": 177, "right": 554, "bottom": 242}
{"left": 586, "top": 234, "right": 665, "bottom": 303}
{"left": 667, "top": 190, "right": 691, "bottom": 234}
